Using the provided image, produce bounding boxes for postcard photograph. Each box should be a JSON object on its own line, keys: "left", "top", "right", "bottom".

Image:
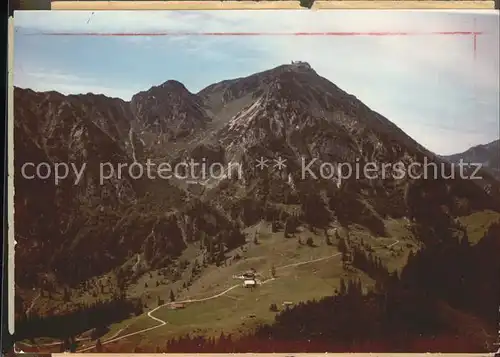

{"left": 9, "top": 9, "right": 500, "bottom": 354}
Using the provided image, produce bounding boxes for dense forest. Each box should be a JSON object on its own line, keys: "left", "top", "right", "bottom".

{"left": 14, "top": 296, "right": 142, "bottom": 343}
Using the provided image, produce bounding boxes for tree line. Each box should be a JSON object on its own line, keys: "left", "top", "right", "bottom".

{"left": 14, "top": 296, "right": 142, "bottom": 342}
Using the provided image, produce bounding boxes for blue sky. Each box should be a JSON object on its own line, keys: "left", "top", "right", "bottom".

{"left": 13, "top": 10, "right": 499, "bottom": 155}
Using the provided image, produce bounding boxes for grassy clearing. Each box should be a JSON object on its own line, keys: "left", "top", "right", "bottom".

{"left": 127, "top": 255, "right": 370, "bottom": 350}
{"left": 348, "top": 218, "right": 419, "bottom": 272}
{"left": 458, "top": 210, "right": 500, "bottom": 244}
{"left": 82, "top": 219, "right": 418, "bottom": 351}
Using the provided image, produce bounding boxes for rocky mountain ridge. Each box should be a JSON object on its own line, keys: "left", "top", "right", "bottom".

{"left": 14, "top": 62, "right": 500, "bottom": 294}
{"left": 443, "top": 139, "right": 500, "bottom": 180}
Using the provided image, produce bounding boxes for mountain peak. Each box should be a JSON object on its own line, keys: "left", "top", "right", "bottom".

{"left": 288, "top": 60, "right": 313, "bottom": 70}
{"left": 133, "top": 79, "right": 194, "bottom": 101}
{"left": 131, "top": 79, "right": 209, "bottom": 137}
{"left": 158, "top": 80, "right": 190, "bottom": 92}
{"left": 266, "top": 61, "right": 316, "bottom": 77}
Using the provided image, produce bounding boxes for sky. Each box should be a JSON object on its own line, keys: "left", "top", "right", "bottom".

{"left": 13, "top": 10, "right": 499, "bottom": 155}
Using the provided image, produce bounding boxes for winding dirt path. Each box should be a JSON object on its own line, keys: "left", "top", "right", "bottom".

{"left": 25, "top": 293, "right": 41, "bottom": 315}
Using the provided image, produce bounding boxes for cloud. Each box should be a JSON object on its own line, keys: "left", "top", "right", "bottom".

{"left": 14, "top": 67, "right": 137, "bottom": 100}
{"left": 14, "top": 11, "right": 219, "bottom": 34}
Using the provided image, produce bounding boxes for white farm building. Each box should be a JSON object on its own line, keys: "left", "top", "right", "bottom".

{"left": 244, "top": 279, "right": 256, "bottom": 288}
